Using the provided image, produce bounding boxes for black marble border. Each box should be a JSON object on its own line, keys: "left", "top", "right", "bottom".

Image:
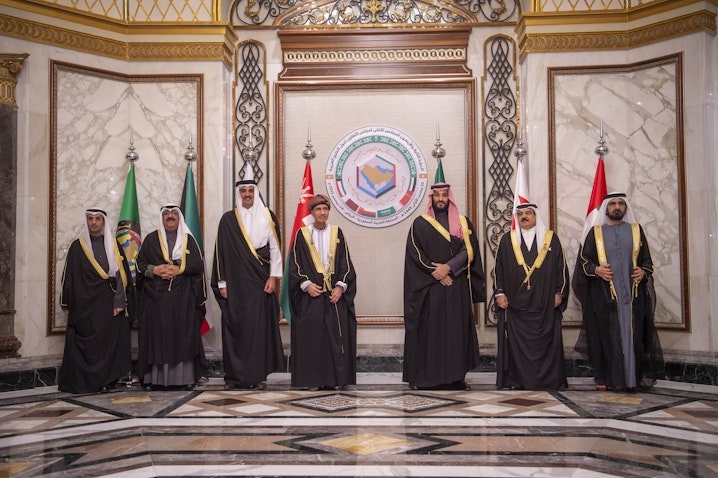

{"left": 0, "top": 356, "right": 715, "bottom": 392}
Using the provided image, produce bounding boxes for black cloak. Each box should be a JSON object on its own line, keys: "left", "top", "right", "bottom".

{"left": 575, "top": 224, "right": 665, "bottom": 390}
{"left": 288, "top": 225, "right": 357, "bottom": 388}
{"left": 493, "top": 230, "right": 569, "bottom": 390}
{"left": 403, "top": 214, "right": 484, "bottom": 389}
{"left": 211, "top": 208, "right": 284, "bottom": 388}
{"left": 58, "top": 238, "right": 131, "bottom": 393}
{"left": 136, "top": 230, "right": 206, "bottom": 383}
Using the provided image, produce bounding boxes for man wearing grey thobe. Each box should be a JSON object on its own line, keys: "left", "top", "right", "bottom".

{"left": 576, "top": 193, "right": 664, "bottom": 392}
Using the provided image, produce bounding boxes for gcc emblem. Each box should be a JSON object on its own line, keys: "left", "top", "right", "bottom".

{"left": 326, "top": 126, "right": 429, "bottom": 228}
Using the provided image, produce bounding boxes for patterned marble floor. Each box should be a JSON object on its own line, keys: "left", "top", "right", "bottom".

{"left": 1, "top": 373, "right": 717, "bottom": 477}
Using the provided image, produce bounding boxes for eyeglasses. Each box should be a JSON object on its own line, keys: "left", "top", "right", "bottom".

{"left": 162, "top": 210, "right": 180, "bottom": 216}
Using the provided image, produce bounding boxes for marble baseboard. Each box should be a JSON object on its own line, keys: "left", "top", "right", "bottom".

{"left": 0, "top": 355, "right": 716, "bottom": 392}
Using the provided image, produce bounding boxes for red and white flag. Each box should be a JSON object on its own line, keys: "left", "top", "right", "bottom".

{"left": 279, "top": 161, "right": 314, "bottom": 323}
{"left": 579, "top": 156, "right": 607, "bottom": 245}
{"left": 511, "top": 158, "right": 530, "bottom": 229}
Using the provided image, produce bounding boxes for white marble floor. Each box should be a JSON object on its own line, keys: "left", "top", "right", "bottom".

{"left": 1, "top": 373, "right": 717, "bottom": 477}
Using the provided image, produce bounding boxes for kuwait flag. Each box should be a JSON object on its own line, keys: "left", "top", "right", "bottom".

{"left": 180, "top": 162, "right": 214, "bottom": 336}
{"left": 279, "top": 161, "right": 315, "bottom": 324}
{"left": 511, "top": 157, "right": 530, "bottom": 229}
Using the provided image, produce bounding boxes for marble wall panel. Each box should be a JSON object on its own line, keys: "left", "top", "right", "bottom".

{"left": 49, "top": 63, "right": 202, "bottom": 333}
{"left": 277, "top": 85, "right": 474, "bottom": 322}
{"left": 550, "top": 56, "right": 686, "bottom": 329}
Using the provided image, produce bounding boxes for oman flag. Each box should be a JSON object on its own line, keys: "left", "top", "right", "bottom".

{"left": 278, "top": 161, "right": 315, "bottom": 324}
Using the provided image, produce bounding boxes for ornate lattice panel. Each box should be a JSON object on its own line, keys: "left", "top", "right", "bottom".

{"left": 482, "top": 35, "right": 517, "bottom": 326}
{"left": 234, "top": 41, "right": 269, "bottom": 199}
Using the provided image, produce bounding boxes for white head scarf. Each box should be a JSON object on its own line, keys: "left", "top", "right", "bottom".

{"left": 235, "top": 166, "right": 272, "bottom": 248}
{"left": 158, "top": 205, "right": 192, "bottom": 261}
{"left": 513, "top": 203, "right": 546, "bottom": 249}
{"left": 591, "top": 192, "right": 638, "bottom": 227}
{"left": 83, "top": 208, "right": 118, "bottom": 276}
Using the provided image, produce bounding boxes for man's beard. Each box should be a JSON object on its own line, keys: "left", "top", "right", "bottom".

{"left": 607, "top": 209, "right": 625, "bottom": 220}
{"left": 432, "top": 201, "right": 448, "bottom": 211}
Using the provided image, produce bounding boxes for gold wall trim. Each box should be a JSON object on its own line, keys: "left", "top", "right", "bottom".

{"left": 0, "top": 13, "right": 235, "bottom": 66}
{"left": 284, "top": 48, "right": 466, "bottom": 64}
{"left": 128, "top": 42, "right": 233, "bottom": 64}
{"left": 519, "top": 10, "right": 716, "bottom": 55}
{"left": 0, "top": 53, "right": 29, "bottom": 107}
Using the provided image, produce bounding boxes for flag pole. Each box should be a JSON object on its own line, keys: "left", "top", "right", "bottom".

{"left": 279, "top": 125, "right": 316, "bottom": 325}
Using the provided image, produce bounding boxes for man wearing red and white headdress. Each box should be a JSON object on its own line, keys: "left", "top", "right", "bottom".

{"left": 403, "top": 179, "right": 485, "bottom": 390}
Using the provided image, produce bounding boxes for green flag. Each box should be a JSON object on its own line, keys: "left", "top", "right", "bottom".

{"left": 180, "top": 162, "right": 213, "bottom": 335}
{"left": 434, "top": 160, "right": 446, "bottom": 184}
{"left": 116, "top": 164, "right": 142, "bottom": 279}
{"left": 180, "top": 163, "right": 203, "bottom": 250}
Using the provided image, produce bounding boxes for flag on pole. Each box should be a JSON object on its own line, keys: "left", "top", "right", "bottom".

{"left": 116, "top": 163, "right": 142, "bottom": 325}
{"left": 572, "top": 155, "right": 608, "bottom": 307}
{"left": 511, "top": 157, "right": 530, "bottom": 229}
{"left": 578, "top": 156, "right": 607, "bottom": 245}
{"left": 180, "top": 162, "right": 214, "bottom": 335}
{"left": 434, "top": 159, "right": 446, "bottom": 184}
{"left": 279, "top": 161, "right": 315, "bottom": 324}
{"left": 116, "top": 164, "right": 142, "bottom": 280}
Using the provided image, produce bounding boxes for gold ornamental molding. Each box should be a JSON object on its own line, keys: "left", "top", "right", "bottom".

{"left": 0, "top": 53, "right": 28, "bottom": 107}
{"left": 284, "top": 48, "right": 466, "bottom": 63}
{"left": 0, "top": 13, "right": 235, "bottom": 67}
{"left": 129, "top": 42, "right": 234, "bottom": 65}
{"left": 519, "top": 9, "right": 716, "bottom": 56}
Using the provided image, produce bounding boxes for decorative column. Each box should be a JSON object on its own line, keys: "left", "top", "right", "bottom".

{"left": 0, "top": 53, "right": 28, "bottom": 358}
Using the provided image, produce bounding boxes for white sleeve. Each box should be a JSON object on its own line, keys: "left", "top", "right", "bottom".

{"left": 269, "top": 227, "right": 283, "bottom": 277}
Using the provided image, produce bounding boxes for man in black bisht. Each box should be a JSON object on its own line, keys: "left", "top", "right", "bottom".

{"left": 493, "top": 203, "right": 569, "bottom": 390}
{"left": 403, "top": 181, "right": 484, "bottom": 390}
{"left": 137, "top": 206, "right": 206, "bottom": 390}
{"left": 211, "top": 171, "right": 284, "bottom": 390}
{"left": 59, "top": 208, "right": 131, "bottom": 393}
{"left": 287, "top": 194, "right": 357, "bottom": 391}
{"left": 575, "top": 192, "right": 664, "bottom": 392}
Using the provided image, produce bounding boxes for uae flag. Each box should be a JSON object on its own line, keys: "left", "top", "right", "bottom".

{"left": 572, "top": 156, "right": 608, "bottom": 304}
{"left": 278, "top": 161, "right": 315, "bottom": 324}
{"left": 579, "top": 156, "right": 607, "bottom": 245}
{"left": 511, "top": 157, "right": 530, "bottom": 229}
{"left": 180, "top": 162, "right": 214, "bottom": 335}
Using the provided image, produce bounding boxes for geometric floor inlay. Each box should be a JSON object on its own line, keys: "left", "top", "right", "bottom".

{"left": 2, "top": 375, "right": 718, "bottom": 477}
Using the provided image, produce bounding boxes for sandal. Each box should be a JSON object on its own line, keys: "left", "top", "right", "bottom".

{"left": 595, "top": 384, "right": 607, "bottom": 392}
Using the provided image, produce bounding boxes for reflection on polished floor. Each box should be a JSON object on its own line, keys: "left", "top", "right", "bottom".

{"left": 1, "top": 373, "right": 717, "bottom": 477}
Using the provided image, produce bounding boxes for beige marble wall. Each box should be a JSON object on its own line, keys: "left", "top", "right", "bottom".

{"left": 520, "top": 32, "right": 716, "bottom": 354}
{"left": 8, "top": 35, "right": 229, "bottom": 357}
{"left": 5, "top": 24, "right": 716, "bottom": 362}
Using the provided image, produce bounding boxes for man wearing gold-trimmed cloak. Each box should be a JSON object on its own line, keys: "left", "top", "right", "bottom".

{"left": 59, "top": 208, "right": 131, "bottom": 393}
{"left": 576, "top": 192, "right": 664, "bottom": 392}
{"left": 287, "top": 194, "right": 357, "bottom": 390}
{"left": 211, "top": 173, "right": 284, "bottom": 390}
{"left": 403, "top": 181, "right": 484, "bottom": 390}
{"left": 137, "top": 206, "right": 206, "bottom": 390}
{"left": 493, "top": 203, "right": 569, "bottom": 390}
